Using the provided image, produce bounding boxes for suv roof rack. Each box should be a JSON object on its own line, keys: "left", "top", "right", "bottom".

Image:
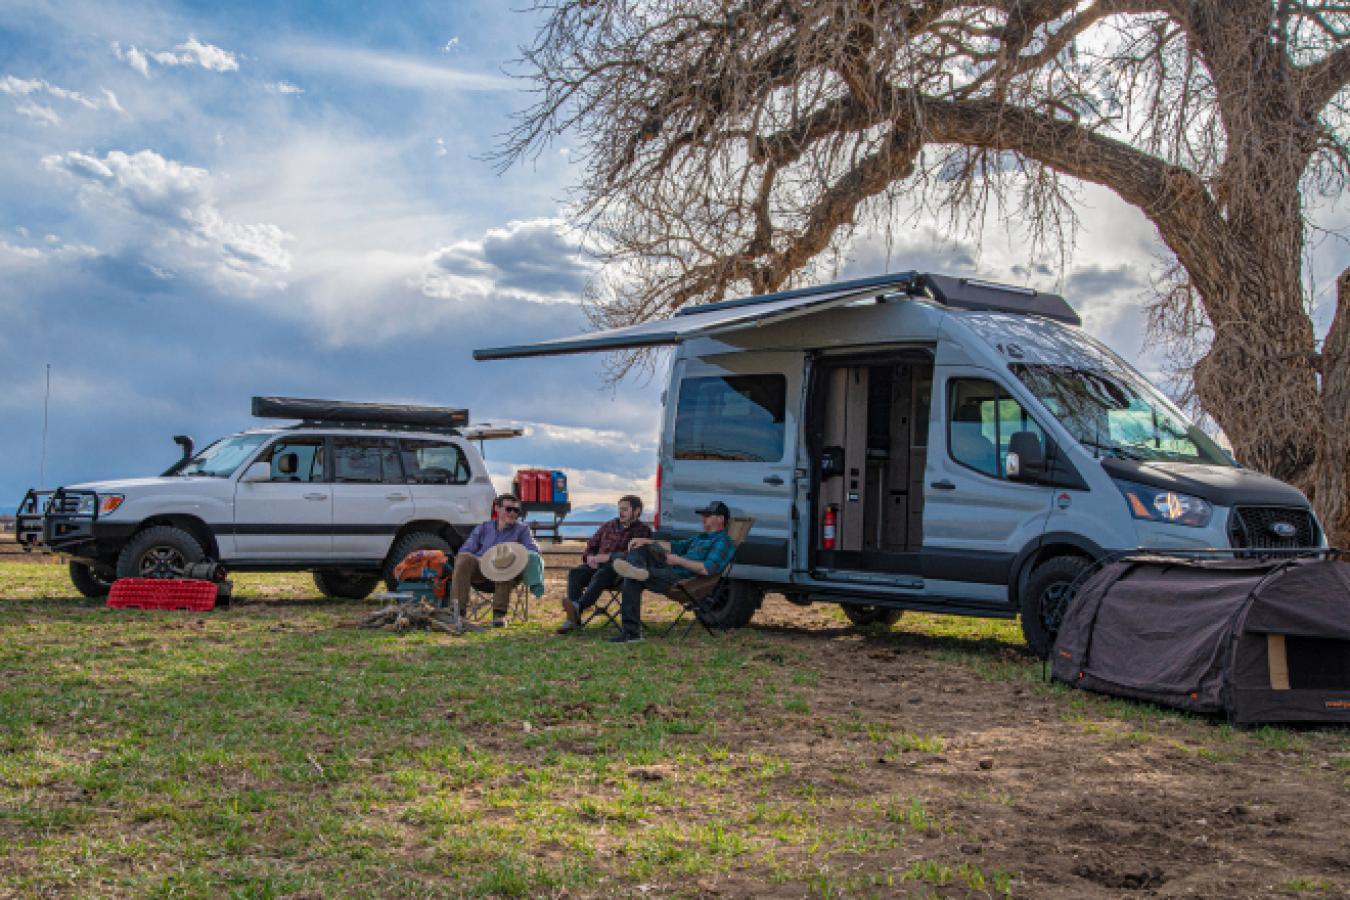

{"left": 251, "top": 396, "right": 469, "bottom": 433}
{"left": 674, "top": 271, "right": 1080, "bottom": 326}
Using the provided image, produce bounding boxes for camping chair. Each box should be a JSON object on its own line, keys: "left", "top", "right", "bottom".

{"left": 661, "top": 517, "right": 755, "bottom": 638}
{"left": 580, "top": 581, "right": 622, "bottom": 632}
{"left": 464, "top": 576, "right": 532, "bottom": 625}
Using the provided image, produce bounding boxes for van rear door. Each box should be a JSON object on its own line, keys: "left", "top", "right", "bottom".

{"left": 660, "top": 352, "right": 801, "bottom": 581}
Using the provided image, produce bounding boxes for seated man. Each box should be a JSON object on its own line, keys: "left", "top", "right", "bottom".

{"left": 451, "top": 493, "right": 540, "bottom": 627}
{"left": 558, "top": 494, "right": 652, "bottom": 634}
{"left": 608, "top": 500, "right": 735, "bottom": 643}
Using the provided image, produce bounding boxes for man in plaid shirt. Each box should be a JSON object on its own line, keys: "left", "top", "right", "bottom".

{"left": 557, "top": 494, "right": 652, "bottom": 633}
{"left": 608, "top": 500, "right": 735, "bottom": 643}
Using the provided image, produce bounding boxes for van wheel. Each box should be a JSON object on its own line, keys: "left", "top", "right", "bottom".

{"left": 314, "top": 569, "right": 381, "bottom": 600}
{"left": 69, "top": 562, "right": 115, "bottom": 598}
{"left": 699, "top": 579, "right": 764, "bottom": 628}
{"left": 1020, "top": 555, "right": 1090, "bottom": 659}
{"left": 384, "top": 532, "right": 453, "bottom": 590}
{"left": 115, "top": 526, "right": 205, "bottom": 579}
{"left": 842, "top": 604, "right": 904, "bottom": 627}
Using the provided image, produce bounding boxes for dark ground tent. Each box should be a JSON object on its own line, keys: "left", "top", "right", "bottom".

{"left": 1051, "top": 554, "right": 1350, "bottom": 725}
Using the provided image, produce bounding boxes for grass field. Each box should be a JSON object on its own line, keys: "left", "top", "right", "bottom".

{"left": 2, "top": 559, "right": 1348, "bottom": 897}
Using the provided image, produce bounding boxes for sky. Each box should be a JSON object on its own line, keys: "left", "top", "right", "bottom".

{"left": 1, "top": 0, "right": 1346, "bottom": 513}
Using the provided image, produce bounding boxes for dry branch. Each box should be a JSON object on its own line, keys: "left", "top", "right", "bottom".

{"left": 358, "top": 599, "right": 484, "bottom": 635}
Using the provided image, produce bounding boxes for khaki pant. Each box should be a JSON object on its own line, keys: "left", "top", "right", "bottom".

{"left": 451, "top": 552, "right": 516, "bottom": 616}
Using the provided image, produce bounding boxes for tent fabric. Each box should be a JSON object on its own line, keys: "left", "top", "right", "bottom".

{"left": 1052, "top": 555, "right": 1350, "bottom": 725}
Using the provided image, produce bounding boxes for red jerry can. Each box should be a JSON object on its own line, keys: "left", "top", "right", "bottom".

{"left": 535, "top": 469, "right": 553, "bottom": 503}
{"left": 517, "top": 469, "right": 536, "bottom": 502}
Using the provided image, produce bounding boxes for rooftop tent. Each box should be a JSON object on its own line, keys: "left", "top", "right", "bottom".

{"left": 473, "top": 273, "right": 917, "bottom": 361}
{"left": 1051, "top": 555, "right": 1350, "bottom": 725}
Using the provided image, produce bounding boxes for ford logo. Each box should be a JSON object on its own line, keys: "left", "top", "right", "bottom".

{"left": 1269, "top": 521, "right": 1298, "bottom": 539}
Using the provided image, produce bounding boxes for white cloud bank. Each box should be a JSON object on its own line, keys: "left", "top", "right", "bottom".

{"left": 420, "top": 218, "right": 596, "bottom": 303}
{"left": 113, "top": 37, "right": 239, "bottom": 76}
{"left": 41, "top": 148, "right": 291, "bottom": 293}
{"left": 1, "top": 74, "right": 123, "bottom": 125}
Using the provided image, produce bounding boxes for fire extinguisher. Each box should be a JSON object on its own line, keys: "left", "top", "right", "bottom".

{"left": 823, "top": 504, "right": 838, "bottom": 549}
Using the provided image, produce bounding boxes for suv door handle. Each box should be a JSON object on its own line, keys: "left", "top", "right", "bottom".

{"left": 763, "top": 475, "right": 784, "bottom": 486}
{"left": 303, "top": 492, "right": 328, "bottom": 501}
{"left": 930, "top": 480, "right": 956, "bottom": 491}
{"left": 386, "top": 493, "right": 409, "bottom": 501}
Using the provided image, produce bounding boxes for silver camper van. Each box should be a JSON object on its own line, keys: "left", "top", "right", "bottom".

{"left": 476, "top": 273, "right": 1323, "bottom": 656}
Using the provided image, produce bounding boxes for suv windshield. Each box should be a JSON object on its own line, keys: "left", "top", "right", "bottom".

{"left": 1011, "top": 363, "right": 1231, "bottom": 465}
{"left": 178, "top": 433, "right": 270, "bottom": 477}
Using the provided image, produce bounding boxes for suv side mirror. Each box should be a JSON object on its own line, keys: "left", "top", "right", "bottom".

{"left": 241, "top": 461, "right": 271, "bottom": 483}
{"left": 1006, "top": 431, "right": 1045, "bottom": 480}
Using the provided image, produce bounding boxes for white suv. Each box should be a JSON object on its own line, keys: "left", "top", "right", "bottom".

{"left": 16, "top": 398, "right": 505, "bottom": 599}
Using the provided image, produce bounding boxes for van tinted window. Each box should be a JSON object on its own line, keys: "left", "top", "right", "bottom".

{"left": 948, "top": 379, "right": 1045, "bottom": 478}
{"left": 674, "top": 375, "right": 787, "bottom": 462}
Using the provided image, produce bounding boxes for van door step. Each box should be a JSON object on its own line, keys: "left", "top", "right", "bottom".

{"left": 813, "top": 568, "right": 923, "bottom": 589}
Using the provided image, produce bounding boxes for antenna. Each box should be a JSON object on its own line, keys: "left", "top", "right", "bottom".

{"left": 40, "top": 364, "right": 51, "bottom": 488}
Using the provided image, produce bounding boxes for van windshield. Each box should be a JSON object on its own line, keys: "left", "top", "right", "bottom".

{"left": 178, "top": 433, "right": 270, "bottom": 477}
{"left": 1010, "top": 364, "right": 1231, "bottom": 465}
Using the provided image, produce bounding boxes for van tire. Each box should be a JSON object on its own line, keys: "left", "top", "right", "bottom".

{"left": 384, "top": 532, "right": 453, "bottom": 590}
{"left": 842, "top": 604, "right": 904, "bottom": 627}
{"left": 314, "top": 569, "right": 381, "bottom": 600}
{"left": 700, "top": 579, "right": 763, "bottom": 628}
{"left": 69, "top": 561, "right": 114, "bottom": 598}
{"left": 1020, "top": 555, "right": 1090, "bottom": 659}
{"left": 115, "top": 526, "right": 206, "bottom": 579}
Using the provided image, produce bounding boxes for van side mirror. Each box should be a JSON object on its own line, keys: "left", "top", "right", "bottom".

{"left": 1006, "top": 431, "right": 1045, "bottom": 480}
{"left": 241, "top": 461, "right": 271, "bottom": 483}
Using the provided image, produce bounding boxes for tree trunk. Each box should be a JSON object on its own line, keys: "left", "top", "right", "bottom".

{"left": 1311, "top": 268, "right": 1350, "bottom": 548}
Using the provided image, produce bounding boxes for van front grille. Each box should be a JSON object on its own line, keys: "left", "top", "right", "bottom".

{"left": 1228, "top": 506, "right": 1319, "bottom": 550}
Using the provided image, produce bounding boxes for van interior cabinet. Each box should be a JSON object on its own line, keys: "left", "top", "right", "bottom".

{"left": 813, "top": 350, "right": 932, "bottom": 572}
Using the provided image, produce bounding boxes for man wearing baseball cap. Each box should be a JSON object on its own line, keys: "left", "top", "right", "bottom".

{"left": 608, "top": 500, "right": 735, "bottom": 643}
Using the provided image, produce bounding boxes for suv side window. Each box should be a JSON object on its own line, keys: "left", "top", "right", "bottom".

{"left": 333, "top": 437, "right": 403, "bottom": 484}
{"left": 400, "top": 439, "right": 471, "bottom": 485}
{"left": 948, "top": 379, "right": 1045, "bottom": 479}
{"left": 261, "top": 437, "right": 326, "bottom": 483}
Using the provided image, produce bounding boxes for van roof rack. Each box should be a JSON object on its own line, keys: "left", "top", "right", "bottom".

{"left": 251, "top": 396, "right": 469, "bottom": 434}
{"left": 674, "top": 271, "right": 1080, "bottom": 326}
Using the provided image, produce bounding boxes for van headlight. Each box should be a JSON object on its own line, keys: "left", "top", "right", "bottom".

{"left": 1113, "top": 480, "right": 1212, "bottom": 527}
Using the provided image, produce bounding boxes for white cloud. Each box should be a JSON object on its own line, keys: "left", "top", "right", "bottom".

{"left": 282, "top": 43, "right": 512, "bottom": 92}
{"left": 0, "top": 74, "right": 123, "bottom": 121}
{"left": 0, "top": 236, "right": 98, "bottom": 265}
{"left": 441, "top": 37, "right": 460, "bottom": 53}
{"left": 15, "top": 102, "right": 61, "bottom": 126}
{"left": 269, "top": 81, "right": 304, "bottom": 95}
{"left": 113, "top": 36, "right": 238, "bottom": 76}
{"left": 421, "top": 218, "right": 596, "bottom": 303}
{"left": 40, "top": 148, "right": 291, "bottom": 293}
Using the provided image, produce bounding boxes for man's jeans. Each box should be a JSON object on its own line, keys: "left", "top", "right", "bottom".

{"left": 615, "top": 544, "right": 689, "bottom": 636}
{"left": 566, "top": 562, "right": 619, "bottom": 612}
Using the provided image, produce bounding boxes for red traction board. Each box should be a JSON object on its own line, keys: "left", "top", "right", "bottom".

{"left": 108, "top": 578, "right": 217, "bottom": 611}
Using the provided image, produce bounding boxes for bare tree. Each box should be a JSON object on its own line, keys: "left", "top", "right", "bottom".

{"left": 502, "top": 0, "right": 1350, "bottom": 543}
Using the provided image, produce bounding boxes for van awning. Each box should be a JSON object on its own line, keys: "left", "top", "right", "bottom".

{"left": 472, "top": 273, "right": 915, "bottom": 361}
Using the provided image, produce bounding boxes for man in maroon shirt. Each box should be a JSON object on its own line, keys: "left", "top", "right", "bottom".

{"left": 557, "top": 494, "right": 652, "bottom": 634}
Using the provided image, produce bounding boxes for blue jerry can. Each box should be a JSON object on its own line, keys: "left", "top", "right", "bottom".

{"left": 551, "top": 470, "right": 568, "bottom": 503}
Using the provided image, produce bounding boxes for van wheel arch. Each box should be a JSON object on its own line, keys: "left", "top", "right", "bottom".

{"left": 1009, "top": 534, "right": 1104, "bottom": 611}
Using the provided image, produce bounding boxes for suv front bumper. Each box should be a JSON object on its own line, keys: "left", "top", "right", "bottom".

{"left": 15, "top": 488, "right": 136, "bottom": 557}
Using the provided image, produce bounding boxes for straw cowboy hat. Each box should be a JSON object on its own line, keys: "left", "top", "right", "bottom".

{"left": 479, "top": 542, "right": 530, "bottom": 582}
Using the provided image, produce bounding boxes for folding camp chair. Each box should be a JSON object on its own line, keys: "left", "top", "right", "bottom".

{"left": 661, "top": 517, "right": 755, "bottom": 638}
{"left": 579, "top": 583, "right": 622, "bottom": 632}
{"left": 464, "top": 577, "right": 531, "bottom": 625}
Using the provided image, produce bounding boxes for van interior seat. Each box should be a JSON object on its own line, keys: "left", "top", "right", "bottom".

{"left": 951, "top": 402, "right": 997, "bottom": 474}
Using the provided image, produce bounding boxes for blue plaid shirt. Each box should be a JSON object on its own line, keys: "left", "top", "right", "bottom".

{"left": 670, "top": 529, "right": 735, "bottom": 577}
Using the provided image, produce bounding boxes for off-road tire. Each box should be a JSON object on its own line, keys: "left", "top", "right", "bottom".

{"left": 314, "top": 569, "right": 382, "bottom": 600}
{"left": 383, "top": 531, "right": 454, "bottom": 590}
{"left": 697, "top": 579, "right": 764, "bottom": 628}
{"left": 1020, "top": 555, "right": 1091, "bottom": 659}
{"left": 69, "top": 561, "right": 115, "bottom": 598}
{"left": 842, "top": 604, "right": 904, "bottom": 627}
{"left": 115, "top": 526, "right": 206, "bottom": 580}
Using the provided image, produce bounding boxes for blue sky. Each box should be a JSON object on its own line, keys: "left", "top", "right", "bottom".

{"left": 1, "top": 0, "right": 1346, "bottom": 511}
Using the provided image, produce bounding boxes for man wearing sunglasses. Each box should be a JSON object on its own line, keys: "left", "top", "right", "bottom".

{"left": 451, "top": 493, "right": 540, "bottom": 626}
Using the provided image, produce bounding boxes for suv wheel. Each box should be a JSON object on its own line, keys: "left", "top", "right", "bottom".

{"left": 698, "top": 579, "right": 764, "bottom": 628}
{"left": 1019, "top": 555, "right": 1091, "bottom": 659}
{"left": 69, "top": 561, "right": 115, "bottom": 598}
{"left": 314, "top": 569, "right": 381, "bottom": 600}
{"left": 115, "top": 526, "right": 206, "bottom": 580}
{"left": 384, "top": 531, "right": 454, "bottom": 590}
{"left": 842, "top": 604, "right": 904, "bottom": 627}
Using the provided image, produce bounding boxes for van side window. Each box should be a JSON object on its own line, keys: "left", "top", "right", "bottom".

{"left": 673, "top": 374, "right": 787, "bottom": 462}
{"left": 333, "top": 437, "right": 403, "bottom": 484}
{"left": 400, "top": 439, "right": 471, "bottom": 484}
{"left": 948, "top": 379, "right": 1045, "bottom": 479}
